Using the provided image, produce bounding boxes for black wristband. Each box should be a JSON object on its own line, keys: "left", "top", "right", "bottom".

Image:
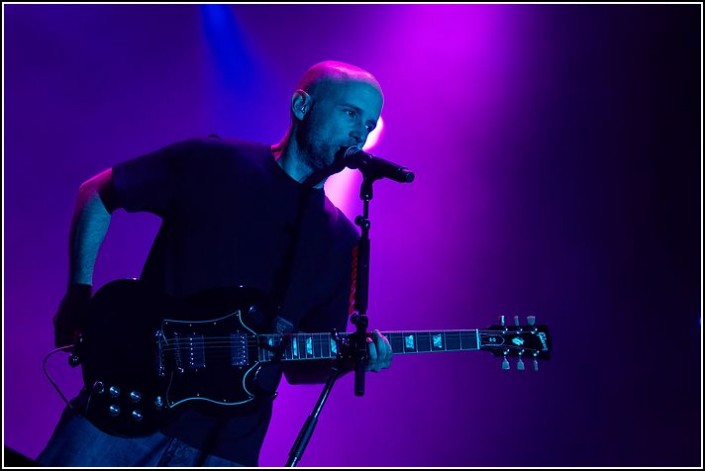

{"left": 66, "top": 283, "right": 92, "bottom": 302}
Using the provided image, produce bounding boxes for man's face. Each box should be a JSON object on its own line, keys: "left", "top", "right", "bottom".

{"left": 296, "top": 79, "right": 383, "bottom": 171}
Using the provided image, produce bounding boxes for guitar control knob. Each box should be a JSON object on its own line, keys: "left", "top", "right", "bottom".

{"left": 93, "top": 381, "right": 105, "bottom": 394}
{"left": 108, "top": 404, "right": 121, "bottom": 417}
{"left": 129, "top": 391, "right": 142, "bottom": 403}
{"left": 131, "top": 410, "right": 144, "bottom": 422}
{"left": 154, "top": 396, "right": 165, "bottom": 409}
{"left": 527, "top": 315, "right": 536, "bottom": 326}
{"left": 68, "top": 354, "right": 81, "bottom": 367}
{"left": 514, "top": 315, "right": 520, "bottom": 326}
{"left": 501, "top": 357, "right": 510, "bottom": 370}
{"left": 109, "top": 386, "right": 121, "bottom": 398}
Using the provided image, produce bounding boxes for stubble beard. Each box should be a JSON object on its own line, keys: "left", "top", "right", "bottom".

{"left": 295, "top": 118, "right": 336, "bottom": 172}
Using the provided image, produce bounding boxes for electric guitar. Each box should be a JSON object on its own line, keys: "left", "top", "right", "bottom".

{"left": 70, "top": 279, "right": 552, "bottom": 436}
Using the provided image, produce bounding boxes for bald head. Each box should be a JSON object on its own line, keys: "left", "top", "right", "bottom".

{"left": 274, "top": 61, "right": 383, "bottom": 183}
{"left": 296, "top": 60, "right": 383, "bottom": 100}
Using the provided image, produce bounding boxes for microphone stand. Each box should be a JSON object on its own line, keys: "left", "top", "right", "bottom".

{"left": 285, "top": 153, "right": 384, "bottom": 466}
{"left": 351, "top": 175, "right": 375, "bottom": 396}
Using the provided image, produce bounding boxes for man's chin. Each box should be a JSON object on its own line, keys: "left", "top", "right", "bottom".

{"left": 317, "top": 149, "right": 338, "bottom": 169}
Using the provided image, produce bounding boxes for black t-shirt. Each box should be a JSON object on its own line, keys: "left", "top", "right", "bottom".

{"left": 109, "top": 136, "right": 359, "bottom": 465}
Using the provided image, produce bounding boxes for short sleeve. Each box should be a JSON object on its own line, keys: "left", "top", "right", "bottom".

{"left": 111, "top": 139, "right": 200, "bottom": 215}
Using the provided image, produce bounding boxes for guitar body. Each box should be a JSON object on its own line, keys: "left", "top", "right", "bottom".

{"left": 76, "top": 279, "right": 280, "bottom": 437}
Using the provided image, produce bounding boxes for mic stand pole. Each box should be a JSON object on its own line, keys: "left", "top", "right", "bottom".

{"left": 351, "top": 175, "right": 375, "bottom": 396}
{"left": 286, "top": 368, "right": 342, "bottom": 467}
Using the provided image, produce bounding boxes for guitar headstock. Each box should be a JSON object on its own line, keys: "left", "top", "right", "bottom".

{"left": 479, "top": 315, "right": 551, "bottom": 370}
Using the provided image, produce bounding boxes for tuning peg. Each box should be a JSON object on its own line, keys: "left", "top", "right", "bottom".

{"left": 527, "top": 315, "right": 536, "bottom": 326}
{"left": 501, "top": 357, "right": 510, "bottom": 370}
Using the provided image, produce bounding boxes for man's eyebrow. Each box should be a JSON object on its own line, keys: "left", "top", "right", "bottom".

{"left": 341, "top": 103, "right": 363, "bottom": 112}
{"left": 341, "top": 103, "right": 378, "bottom": 126}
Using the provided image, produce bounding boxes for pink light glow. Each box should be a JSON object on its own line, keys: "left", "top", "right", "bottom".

{"left": 363, "top": 114, "right": 384, "bottom": 151}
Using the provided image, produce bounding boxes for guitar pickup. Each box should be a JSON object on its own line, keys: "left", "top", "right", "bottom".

{"left": 187, "top": 334, "right": 206, "bottom": 370}
{"left": 230, "top": 333, "right": 248, "bottom": 367}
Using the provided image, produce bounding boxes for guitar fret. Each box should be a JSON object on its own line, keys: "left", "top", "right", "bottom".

{"left": 322, "top": 334, "right": 331, "bottom": 358}
{"left": 303, "top": 335, "right": 309, "bottom": 359}
{"left": 461, "top": 331, "right": 473, "bottom": 350}
{"left": 323, "top": 334, "right": 329, "bottom": 358}
{"left": 446, "top": 332, "right": 461, "bottom": 351}
{"left": 390, "top": 333, "right": 403, "bottom": 354}
{"left": 298, "top": 336, "right": 306, "bottom": 359}
{"left": 417, "top": 332, "right": 430, "bottom": 353}
{"left": 313, "top": 334, "right": 321, "bottom": 358}
{"left": 319, "top": 334, "right": 329, "bottom": 359}
{"left": 281, "top": 337, "right": 289, "bottom": 360}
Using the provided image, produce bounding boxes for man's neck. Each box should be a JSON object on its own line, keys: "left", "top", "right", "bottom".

{"left": 271, "top": 136, "right": 326, "bottom": 189}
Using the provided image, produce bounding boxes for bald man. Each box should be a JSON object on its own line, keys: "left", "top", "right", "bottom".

{"left": 39, "top": 60, "right": 392, "bottom": 467}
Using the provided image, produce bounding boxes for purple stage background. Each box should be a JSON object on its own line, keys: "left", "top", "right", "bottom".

{"left": 4, "top": 4, "right": 701, "bottom": 467}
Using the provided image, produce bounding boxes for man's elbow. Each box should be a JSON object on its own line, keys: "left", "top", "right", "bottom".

{"left": 78, "top": 168, "right": 115, "bottom": 212}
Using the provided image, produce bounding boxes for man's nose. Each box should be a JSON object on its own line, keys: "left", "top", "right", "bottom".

{"left": 350, "top": 129, "right": 367, "bottom": 145}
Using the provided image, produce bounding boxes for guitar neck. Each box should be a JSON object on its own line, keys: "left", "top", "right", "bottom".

{"left": 258, "top": 329, "right": 480, "bottom": 362}
{"left": 385, "top": 330, "right": 480, "bottom": 354}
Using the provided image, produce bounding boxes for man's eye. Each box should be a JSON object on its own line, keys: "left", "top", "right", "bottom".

{"left": 346, "top": 109, "right": 357, "bottom": 118}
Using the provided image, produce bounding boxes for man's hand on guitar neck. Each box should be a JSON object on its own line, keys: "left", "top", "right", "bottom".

{"left": 366, "top": 329, "right": 393, "bottom": 372}
{"left": 53, "top": 283, "right": 92, "bottom": 348}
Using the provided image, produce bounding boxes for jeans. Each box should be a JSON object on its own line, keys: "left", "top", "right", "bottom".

{"left": 37, "top": 406, "right": 244, "bottom": 467}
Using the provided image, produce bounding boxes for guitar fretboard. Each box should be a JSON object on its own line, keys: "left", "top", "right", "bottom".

{"left": 257, "top": 330, "right": 480, "bottom": 362}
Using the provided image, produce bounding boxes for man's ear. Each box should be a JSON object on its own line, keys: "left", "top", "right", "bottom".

{"left": 291, "top": 89, "right": 312, "bottom": 120}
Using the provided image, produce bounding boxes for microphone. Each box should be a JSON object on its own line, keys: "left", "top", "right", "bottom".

{"left": 341, "top": 147, "right": 415, "bottom": 183}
